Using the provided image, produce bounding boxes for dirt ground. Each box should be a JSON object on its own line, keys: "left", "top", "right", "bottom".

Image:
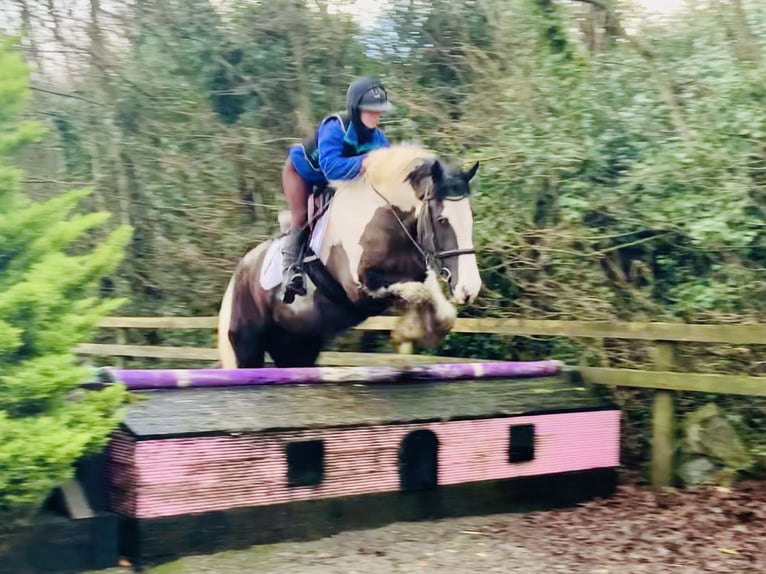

{"left": 92, "top": 481, "right": 766, "bottom": 574}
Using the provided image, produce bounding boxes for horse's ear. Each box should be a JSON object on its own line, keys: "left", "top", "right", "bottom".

{"left": 430, "top": 160, "right": 444, "bottom": 183}
{"left": 463, "top": 161, "right": 479, "bottom": 182}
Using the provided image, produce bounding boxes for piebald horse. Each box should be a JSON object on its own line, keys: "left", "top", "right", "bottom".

{"left": 218, "top": 144, "right": 481, "bottom": 368}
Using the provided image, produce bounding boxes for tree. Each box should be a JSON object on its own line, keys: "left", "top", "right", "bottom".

{"left": 0, "top": 37, "right": 132, "bottom": 525}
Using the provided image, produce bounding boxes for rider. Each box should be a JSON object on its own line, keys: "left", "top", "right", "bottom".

{"left": 279, "top": 76, "right": 393, "bottom": 302}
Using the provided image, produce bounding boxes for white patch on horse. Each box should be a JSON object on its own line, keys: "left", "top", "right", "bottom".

{"left": 372, "top": 269, "right": 457, "bottom": 342}
{"left": 320, "top": 146, "right": 439, "bottom": 284}
{"left": 425, "top": 269, "right": 457, "bottom": 327}
{"left": 375, "top": 280, "right": 430, "bottom": 303}
{"left": 440, "top": 197, "right": 481, "bottom": 304}
{"left": 319, "top": 187, "right": 382, "bottom": 286}
{"left": 217, "top": 275, "right": 237, "bottom": 369}
{"left": 273, "top": 280, "right": 318, "bottom": 332}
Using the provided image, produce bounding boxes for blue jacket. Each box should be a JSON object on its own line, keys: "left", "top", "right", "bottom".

{"left": 316, "top": 116, "right": 390, "bottom": 181}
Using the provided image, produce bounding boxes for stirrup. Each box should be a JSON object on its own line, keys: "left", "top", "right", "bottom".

{"left": 280, "top": 268, "right": 306, "bottom": 303}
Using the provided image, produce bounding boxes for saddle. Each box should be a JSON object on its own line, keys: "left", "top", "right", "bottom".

{"left": 276, "top": 187, "right": 332, "bottom": 234}
{"left": 263, "top": 187, "right": 390, "bottom": 315}
{"left": 261, "top": 188, "right": 333, "bottom": 293}
{"left": 308, "top": 186, "right": 333, "bottom": 234}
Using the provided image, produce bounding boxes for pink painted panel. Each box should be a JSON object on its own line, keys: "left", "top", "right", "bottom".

{"left": 109, "top": 410, "right": 620, "bottom": 518}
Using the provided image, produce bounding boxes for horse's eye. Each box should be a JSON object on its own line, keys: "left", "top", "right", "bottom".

{"left": 436, "top": 215, "right": 447, "bottom": 224}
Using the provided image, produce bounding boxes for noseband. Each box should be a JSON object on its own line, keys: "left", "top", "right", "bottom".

{"left": 417, "top": 193, "right": 475, "bottom": 283}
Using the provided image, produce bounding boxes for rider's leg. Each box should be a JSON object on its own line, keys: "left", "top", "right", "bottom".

{"left": 283, "top": 156, "right": 311, "bottom": 228}
{"left": 280, "top": 157, "right": 311, "bottom": 301}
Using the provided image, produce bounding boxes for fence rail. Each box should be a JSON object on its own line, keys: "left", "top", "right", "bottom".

{"left": 81, "top": 315, "right": 766, "bottom": 488}
{"left": 93, "top": 314, "right": 766, "bottom": 343}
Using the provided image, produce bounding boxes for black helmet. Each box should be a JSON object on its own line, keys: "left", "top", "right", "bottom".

{"left": 346, "top": 77, "right": 393, "bottom": 113}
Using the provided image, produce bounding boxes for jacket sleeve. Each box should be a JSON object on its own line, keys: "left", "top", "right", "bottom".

{"left": 379, "top": 130, "right": 391, "bottom": 148}
{"left": 317, "top": 119, "right": 364, "bottom": 180}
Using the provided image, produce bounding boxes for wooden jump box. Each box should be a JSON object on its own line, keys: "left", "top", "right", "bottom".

{"left": 107, "top": 372, "right": 620, "bottom": 566}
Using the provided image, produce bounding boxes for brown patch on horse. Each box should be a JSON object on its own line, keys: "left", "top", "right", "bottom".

{"left": 404, "top": 160, "right": 435, "bottom": 200}
{"left": 419, "top": 201, "right": 460, "bottom": 289}
{"left": 358, "top": 206, "right": 427, "bottom": 291}
{"left": 227, "top": 244, "right": 272, "bottom": 366}
{"left": 230, "top": 249, "right": 267, "bottom": 327}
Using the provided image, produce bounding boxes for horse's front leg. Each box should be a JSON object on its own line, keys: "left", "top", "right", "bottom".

{"left": 421, "top": 268, "right": 457, "bottom": 334}
{"left": 379, "top": 270, "right": 457, "bottom": 348}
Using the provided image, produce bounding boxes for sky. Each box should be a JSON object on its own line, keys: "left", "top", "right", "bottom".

{"left": 0, "top": 0, "right": 691, "bottom": 77}
{"left": 1, "top": 0, "right": 689, "bottom": 34}
{"left": 337, "top": 0, "right": 688, "bottom": 29}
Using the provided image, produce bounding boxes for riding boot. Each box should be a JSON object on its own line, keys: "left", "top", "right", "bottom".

{"left": 280, "top": 226, "right": 309, "bottom": 303}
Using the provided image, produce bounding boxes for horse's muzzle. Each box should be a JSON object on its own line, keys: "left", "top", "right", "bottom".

{"left": 452, "top": 283, "right": 480, "bottom": 305}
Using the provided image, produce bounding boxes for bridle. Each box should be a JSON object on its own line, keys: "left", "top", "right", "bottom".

{"left": 418, "top": 192, "right": 476, "bottom": 285}
{"left": 371, "top": 184, "right": 475, "bottom": 290}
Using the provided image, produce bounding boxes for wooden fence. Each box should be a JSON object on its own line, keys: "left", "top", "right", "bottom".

{"left": 79, "top": 316, "right": 766, "bottom": 488}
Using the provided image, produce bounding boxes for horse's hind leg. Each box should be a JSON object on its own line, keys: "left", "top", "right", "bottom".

{"left": 265, "top": 328, "right": 322, "bottom": 367}
{"left": 229, "top": 322, "right": 266, "bottom": 368}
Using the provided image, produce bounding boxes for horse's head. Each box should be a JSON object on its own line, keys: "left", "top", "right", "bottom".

{"left": 406, "top": 159, "right": 482, "bottom": 305}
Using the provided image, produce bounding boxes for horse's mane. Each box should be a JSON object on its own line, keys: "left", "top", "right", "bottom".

{"left": 330, "top": 143, "right": 437, "bottom": 205}
{"left": 362, "top": 143, "right": 436, "bottom": 186}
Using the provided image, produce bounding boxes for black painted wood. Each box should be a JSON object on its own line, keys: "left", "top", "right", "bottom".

{"left": 0, "top": 512, "right": 118, "bottom": 574}
{"left": 120, "top": 468, "right": 617, "bottom": 568}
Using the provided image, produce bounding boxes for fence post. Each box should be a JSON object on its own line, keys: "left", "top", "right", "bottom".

{"left": 397, "top": 341, "right": 414, "bottom": 355}
{"left": 650, "top": 341, "right": 676, "bottom": 489}
{"left": 114, "top": 328, "right": 126, "bottom": 369}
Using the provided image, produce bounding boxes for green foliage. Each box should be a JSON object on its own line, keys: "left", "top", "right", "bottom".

{"left": 0, "top": 38, "right": 131, "bottom": 522}
{"left": 10, "top": 0, "right": 766, "bottom": 471}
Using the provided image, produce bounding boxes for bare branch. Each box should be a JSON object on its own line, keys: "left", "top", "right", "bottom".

{"left": 30, "top": 86, "right": 105, "bottom": 107}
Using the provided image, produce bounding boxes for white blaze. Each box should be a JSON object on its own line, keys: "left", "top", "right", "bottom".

{"left": 440, "top": 198, "right": 482, "bottom": 304}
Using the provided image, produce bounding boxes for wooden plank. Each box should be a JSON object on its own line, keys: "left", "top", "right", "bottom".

{"left": 59, "top": 479, "right": 94, "bottom": 520}
{"left": 397, "top": 341, "right": 414, "bottom": 355}
{"left": 96, "top": 316, "right": 395, "bottom": 330}
{"left": 114, "top": 328, "right": 126, "bottom": 369}
{"left": 580, "top": 367, "right": 766, "bottom": 397}
{"left": 354, "top": 316, "right": 399, "bottom": 330}
{"left": 652, "top": 391, "right": 675, "bottom": 489}
{"left": 98, "top": 316, "right": 218, "bottom": 329}
{"left": 650, "top": 342, "right": 677, "bottom": 489}
{"left": 77, "top": 343, "right": 219, "bottom": 360}
{"left": 76, "top": 344, "right": 485, "bottom": 367}
{"left": 317, "top": 352, "right": 491, "bottom": 366}
{"left": 97, "top": 315, "right": 766, "bottom": 344}
{"left": 446, "top": 318, "right": 766, "bottom": 344}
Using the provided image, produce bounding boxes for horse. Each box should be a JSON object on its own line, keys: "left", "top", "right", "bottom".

{"left": 217, "top": 144, "right": 481, "bottom": 368}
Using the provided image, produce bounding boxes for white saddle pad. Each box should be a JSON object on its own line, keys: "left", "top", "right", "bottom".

{"left": 259, "top": 208, "right": 331, "bottom": 291}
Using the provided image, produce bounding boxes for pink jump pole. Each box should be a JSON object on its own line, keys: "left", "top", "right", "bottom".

{"left": 98, "top": 360, "right": 563, "bottom": 391}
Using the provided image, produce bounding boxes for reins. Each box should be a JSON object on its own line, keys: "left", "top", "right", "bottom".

{"left": 370, "top": 184, "right": 475, "bottom": 286}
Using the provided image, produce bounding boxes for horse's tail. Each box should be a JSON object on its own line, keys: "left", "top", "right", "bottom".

{"left": 217, "top": 275, "right": 238, "bottom": 369}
